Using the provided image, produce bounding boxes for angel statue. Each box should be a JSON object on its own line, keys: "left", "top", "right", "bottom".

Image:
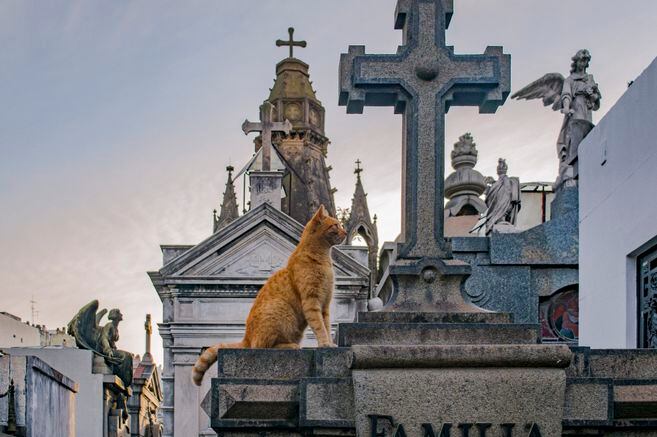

{"left": 512, "top": 49, "right": 601, "bottom": 189}
{"left": 471, "top": 159, "right": 521, "bottom": 236}
{"left": 67, "top": 300, "right": 133, "bottom": 386}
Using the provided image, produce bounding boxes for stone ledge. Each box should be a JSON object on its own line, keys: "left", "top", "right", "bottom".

{"left": 357, "top": 311, "right": 512, "bottom": 324}
{"left": 451, "top": 237, "right": 489, "bottom": 253}
{"left": 350, "top": 344, "right": 572, "bottom": 368}
{"left": 26, "top": 356, "right": 78, "bottom": 393}
{"left": 337, "top": 322, "right": 539, "bottom": 346}
{"left": 211, "top": 378, "right": 298, "bottom": 430}
{"left": 217, "top": 349, "right": 315, "bottom": 379}
{"left": 614, "top": 380, "right": 657, "bottom": 419}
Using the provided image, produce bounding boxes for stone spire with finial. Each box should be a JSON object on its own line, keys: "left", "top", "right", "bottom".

{"left": 444, "top": 133, "right": 487, "bottom": 217}
{"left": 247, "top": 26, "right": 335, "bottom": 224}
{"left": 213, "top": 166, "right": 239, "bottom": 233}
{"left": 345, "top": 159, "right": 379, "bottom": 288}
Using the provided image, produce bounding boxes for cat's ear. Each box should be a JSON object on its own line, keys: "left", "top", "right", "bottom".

{"left": 312, "top": 204, "right": 327, "bottom": 222}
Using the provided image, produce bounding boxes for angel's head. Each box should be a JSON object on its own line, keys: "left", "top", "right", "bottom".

{"left": 497, "top": 158, "right": 508, "bottom": 176}
{"left": 571, "top": 49, "right": 591, "bottom": 74}
{"left": 108, "top": 308, "right": 123, "bottom": 323}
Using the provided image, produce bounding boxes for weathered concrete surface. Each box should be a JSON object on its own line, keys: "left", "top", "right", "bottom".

{"left": 8, "top": 347, "right": 104, "bottom": 437}
{"left": 489, "top": 187, "right": 578, "bottom": 266}
{"left": 337, "top": 322, "right": 539, "bottom": 346}
{"left": 1, "top": 354, "right": 78, "bottom": 437}
{"left": 563, "top": 379, "right": 612, "bottom": 423}
{"left": 211, "top": 379, "right": 298, "bottom": 429}
{"left": 352, "top": 367, "right": 566, "bottom": 436}
{"left": 299, "top": 378, "right": 354, "bottom": 428}
{"left": 357, "top": 311, "right": 512, "bottom": 324}
{"left": 217, "top": 349, "right": 315, "bottom": 379}
{"left": 350, "top": 344, "right": 571, "bottom": 369}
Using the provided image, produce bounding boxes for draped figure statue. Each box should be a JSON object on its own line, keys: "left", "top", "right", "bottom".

{"left": 472, "top": 159, "right": 521, "bottom": 235}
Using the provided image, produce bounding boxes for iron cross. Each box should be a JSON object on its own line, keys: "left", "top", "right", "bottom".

{"left": 242, "top": 101, "right": 292, "bottom": 171}
{"left": 276, "top": 27, "right": 307, "bottom": 59}
{"left": 340, "top": 0, "right": 510, "bottom": 260}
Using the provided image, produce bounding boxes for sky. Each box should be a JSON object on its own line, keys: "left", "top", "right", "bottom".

{"left": 1, "top": 0, "right": 656, "bottom": 364}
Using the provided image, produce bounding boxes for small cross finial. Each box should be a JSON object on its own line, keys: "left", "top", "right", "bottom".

{"left": 276, "top": 27, "right": 307, "bottom": 59}
{"left": 354, "top": 159, "right": 363, "bottom": 175}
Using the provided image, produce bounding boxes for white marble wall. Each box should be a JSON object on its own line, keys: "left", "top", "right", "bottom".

{"left": 9, "top": 347, "right": 105, "bottom": 437}
{"left": 579, "top": 56, "right": 657, "bottom": 348}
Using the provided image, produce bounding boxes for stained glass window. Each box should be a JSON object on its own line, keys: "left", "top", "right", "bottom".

{"left": 539, "top": 287, "right": 579, "bottom": 343}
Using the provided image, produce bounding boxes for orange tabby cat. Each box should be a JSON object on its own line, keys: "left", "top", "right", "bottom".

{"left": 192, "top": 205, "right": 347, "bottom": 386}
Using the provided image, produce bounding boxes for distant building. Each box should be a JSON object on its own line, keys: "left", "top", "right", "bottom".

{"left": 0, "top": 312, "right": 40, "bottom": 348}
{"left": 517, "top": 182, "right": 555, "bottom": 231}
{"left": 0, "top": 312, "right": 75, "bottom": 349}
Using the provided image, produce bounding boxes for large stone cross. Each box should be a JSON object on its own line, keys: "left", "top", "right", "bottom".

{"left": 340, "top": 0, "right": 510, "bottom": 261}
{"left": 242, "top": 101, "right": 292, "bottom": 171}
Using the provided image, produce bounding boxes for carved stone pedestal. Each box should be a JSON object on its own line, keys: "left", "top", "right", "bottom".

{"left": 209, "top": 310, "right": 573, "bottom": 436}
{"left": 102, "top": 374, "right": 132, "bottom": 437}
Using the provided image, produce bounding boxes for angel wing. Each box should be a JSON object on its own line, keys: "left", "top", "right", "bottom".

{"left": 511, "top": 73, "right": 565, "bottom": 111}
{"left": 95, "top": 308, "right": 108, "bottom": 327}
{"left": 67, "top": 299, "right": 101, "bottom": 351}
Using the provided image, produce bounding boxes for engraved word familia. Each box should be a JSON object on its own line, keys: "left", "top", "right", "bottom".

{"left": 369, "top": 415, "right": 544, "bottom": 437}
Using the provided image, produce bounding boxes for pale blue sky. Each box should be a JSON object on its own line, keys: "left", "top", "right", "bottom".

{"left": 2, "top": 1, "right": 656, "bottom": 363}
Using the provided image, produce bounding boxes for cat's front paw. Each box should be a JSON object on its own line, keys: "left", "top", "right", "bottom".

{"left": 319, "top": 341, "right": 338, "bottom": 348}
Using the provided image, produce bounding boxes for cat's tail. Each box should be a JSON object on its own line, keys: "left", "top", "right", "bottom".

{"left": 192, "top": 341, "right": 245, "bottom": 386}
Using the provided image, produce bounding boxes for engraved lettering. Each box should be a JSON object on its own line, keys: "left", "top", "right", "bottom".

{"left": 476, "top": 423, "right": 491, "bottom": 437}
{"left": 458, "top": 423, "right": 473, "bottom": 437}
{"left": 526, "top": 423, "right": 542, "bottom": 437}
{"left": 394, "top": 424, "right": 408, "bottom": 437}
{"left": 421, "top": 423, "right": 452, "bottom": 437}
{"left": 369, "top": 414, "right": 395, "bottom": 437}
{"left": 500, "top": 423, "right": 514, "bottom": 437}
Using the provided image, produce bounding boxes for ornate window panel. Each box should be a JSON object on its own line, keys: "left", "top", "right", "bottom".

{"left": 638, "top": 245, "right": 657, "bottom": 348}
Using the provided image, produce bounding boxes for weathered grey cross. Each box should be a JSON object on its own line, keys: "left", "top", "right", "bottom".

{"left": 276, "top": 27, "right": 307, "bottom": 59}
{"left": 340, "top": 0, "right": 510, "bottom": 261}
{"left": 242, "top": 101, "right": 292, "bottom": 171}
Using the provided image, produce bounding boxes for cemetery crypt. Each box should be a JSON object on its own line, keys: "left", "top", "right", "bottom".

{"left": 146, "top": 1, "right": 657, "bottom": 436}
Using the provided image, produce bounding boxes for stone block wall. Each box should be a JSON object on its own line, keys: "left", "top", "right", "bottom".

{"left": 0, "top": 354, "right": 78, "bottom": 437}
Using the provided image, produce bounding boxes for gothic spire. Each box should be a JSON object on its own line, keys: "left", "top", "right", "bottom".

{"left": 345, "top": 159, "right": 379, "bottom": 289}
{"left": 347, "top": 159, "right": 371, "bottom": 226}
{"left": 213, "top": 166, "right": 239, "bottom": 233}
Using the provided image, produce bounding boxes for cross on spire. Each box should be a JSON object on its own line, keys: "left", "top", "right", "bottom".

{"left": 354, "top": 159, "right": 363, "bottom": 176}
{"left": 276, "top": 27, "right": 307, "bottom": 59}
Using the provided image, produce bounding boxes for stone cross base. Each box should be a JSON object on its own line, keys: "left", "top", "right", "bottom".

{"left": 249, "top": 171, "right": 283, "bottom": 210}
